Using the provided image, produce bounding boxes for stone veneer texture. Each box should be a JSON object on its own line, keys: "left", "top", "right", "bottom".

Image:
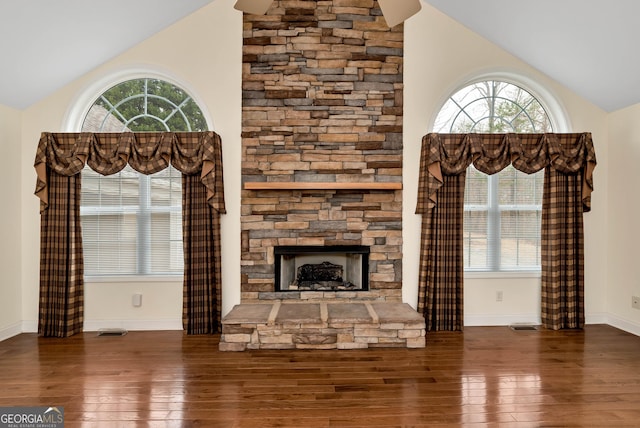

{"left": 241, "top": 0, "right": 403, "bottom": 302}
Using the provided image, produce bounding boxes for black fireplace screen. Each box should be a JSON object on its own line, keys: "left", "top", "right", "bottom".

{"left": 274, "top": 246, "right": 370, "bottom": 292}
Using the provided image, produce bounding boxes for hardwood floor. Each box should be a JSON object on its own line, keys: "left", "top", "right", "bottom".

{"left": 1, "top": 325, "right": 640, "bottom": 427}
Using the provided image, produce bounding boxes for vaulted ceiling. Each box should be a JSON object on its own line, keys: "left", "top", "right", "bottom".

{"left": 425, "top": 0, "right": 640, "bottom": 112}
{"left": 1, "top": 0, "right": 638, "bottom": 112}
{"left": 0, "top": 0, "right": 213, "bottom": 109}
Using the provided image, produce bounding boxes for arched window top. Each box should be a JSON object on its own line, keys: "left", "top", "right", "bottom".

{"left": 433, "top": 80, "right": 553, "bottom": 134}
{"left": 82, "top": 78, "right": 208, "bottom": 133}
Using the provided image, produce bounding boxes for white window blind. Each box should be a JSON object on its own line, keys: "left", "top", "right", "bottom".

{"left": 81, "top": 166, "right": 183, "bottom": 276}
{"left": 463, "top": 165, "right": 543, "bottom": 271}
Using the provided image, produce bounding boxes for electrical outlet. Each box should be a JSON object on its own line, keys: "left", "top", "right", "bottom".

{"left": 496, "top": 291, "right": 503, "bottom": 302}
{"left": 132, "top": 293, "right": 142, "bottom": 307}
{"left": 633, "top": 296, "right": 640, "bottom": 310}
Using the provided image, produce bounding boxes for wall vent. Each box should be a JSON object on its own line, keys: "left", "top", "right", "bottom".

{"left": 97, "top": 328, "right": 128, "bottom": 336}
{"left": 509, "top": 324, "right": 539, "bottom": 331}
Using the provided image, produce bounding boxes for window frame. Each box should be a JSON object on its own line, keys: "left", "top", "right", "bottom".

{"left": 431, "top": 73, "right": 568, "bottom": 277}
{"left": 71, "top": 71, "right": 212, "bottom": 281}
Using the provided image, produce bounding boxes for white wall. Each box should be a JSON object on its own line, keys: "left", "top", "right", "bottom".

{"left": 0, "top": 103, "right": 23, "bottom": 339}
{"left": 403, "top": 4, "right": 609, "bottom": 326}
{"left": 20, "top": 0, "right": 242, "bottom": 331}
{"left": 15, "top": 1, "right": 613, "bottom": 333}
{"left": 607, "top": 104, "right": 640, "bottom": 335}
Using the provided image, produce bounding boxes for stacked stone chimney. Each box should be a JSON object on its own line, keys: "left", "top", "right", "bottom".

{"left": 240, "top": 0, "right": 404, "bottom": 303}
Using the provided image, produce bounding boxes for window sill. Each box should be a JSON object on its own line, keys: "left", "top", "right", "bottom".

{"left": 464, "top": 271, "right": 541, "bottom": 280}
{"left": 84, "top": 275, "right": 183, "bottom": 283}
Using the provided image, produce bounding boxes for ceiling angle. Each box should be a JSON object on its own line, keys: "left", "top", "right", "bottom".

{"left": 377, "top": 0, "right": 422, "bottom": 28}
{"left": 234, "top": 0, "right": 274, "bottom": 15}
{"left": 234, "top": 0, "right": 422, "bottom": 28}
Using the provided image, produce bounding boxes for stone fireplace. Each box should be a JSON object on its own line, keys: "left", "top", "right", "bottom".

{"left": 220, "top": 1, "right": 425, "bottom": 350}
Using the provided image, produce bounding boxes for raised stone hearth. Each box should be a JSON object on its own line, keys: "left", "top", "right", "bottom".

{"left": 219, "top": 302, "right": 426, "bottom": 351}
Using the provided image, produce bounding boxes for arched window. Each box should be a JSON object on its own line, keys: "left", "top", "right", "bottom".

{"left": 80, "top": 78, "right": 208, "bottom": 277}
{"left": 433, "top": 80, "right": 554, "bottom": 272}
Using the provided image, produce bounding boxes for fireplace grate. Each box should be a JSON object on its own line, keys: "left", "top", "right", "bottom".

{"left": 274, "top": 245, "right": 369, "bottom": 292}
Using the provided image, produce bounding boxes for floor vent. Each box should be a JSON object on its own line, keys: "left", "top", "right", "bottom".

{"left": 509, "top": 324, "right": 539, "bottom": 331}
{"left": 97, "top": 328, "right": 128, "bottom": 337}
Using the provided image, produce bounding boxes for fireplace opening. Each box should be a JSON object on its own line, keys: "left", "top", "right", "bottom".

{"left": 274, "top": 246, "right": 370, "bottom": 292}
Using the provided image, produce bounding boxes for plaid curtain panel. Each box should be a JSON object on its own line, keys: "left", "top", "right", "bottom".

{"left": 417, "top": 133, "right": 596, "bottom": 331}
{"left": 34, "top": 131, "right": 226, "bottom": 337}
{"left": 418, "top": 174, "right": 466, "bottom": 331}
{"left": 38, "top": 171, "right": 84, "bottom": 337}
{"left": 178, "top": 132, "right": 225, "bottom": 334}
{"left": 540, "top": 133, "right": 595, "bottom": 329}
{"left": 34, "top": 133, "right": 90, "bottom": 337}
{"left": 182, "top": 175, "right": 223, "bottom": 334}
{"left": 541, "top": 168, "right": 585, "bottom": 329}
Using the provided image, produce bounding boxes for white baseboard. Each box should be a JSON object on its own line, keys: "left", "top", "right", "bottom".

{"left": 0, "top": 322, "right": 23, "bottom": 342}
{"left": 585, "top": 312, "right": 609, "bottom": 325}
{"left": 604, "top": 314, "right": 640, "bottom": 337}
{"left": 1, "top": 319, "right": 183, "bottom": 342}
{"left": 464, "top": 313, "right": 540, "bottom": 326}
{"left": 83, "top": 319, "right": 183, "bottom": 332}
{"left": 21, "top": 320, "right": 38, "bottom": 333}
{"left": 4, "top": 314, "right": 638, "bottom": 342}
{"left": 463, "top": 312, "right": 632, "bottom": 331}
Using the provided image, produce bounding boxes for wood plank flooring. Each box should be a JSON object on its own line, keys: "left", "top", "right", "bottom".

{"left": 1, "top": 325, "right": 640, "bottom": 427}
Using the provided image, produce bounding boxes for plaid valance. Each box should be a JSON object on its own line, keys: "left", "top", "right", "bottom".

{"left": 416, "top": 133, "right": 597, "bottom": 213}
{"left": 34, "top": 131, "right": 225, "bottom": 214}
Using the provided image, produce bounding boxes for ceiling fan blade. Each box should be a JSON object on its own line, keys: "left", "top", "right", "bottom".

{"left": 234, "top": 0, "right": 275, "bottom": 15}
{"left": 378, "top": 0, "right": 422, "bottom": 28}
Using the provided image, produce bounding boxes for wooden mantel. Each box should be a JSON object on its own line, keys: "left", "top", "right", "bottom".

{"left": 243, "top": 182, "right": 402, "bottom": 191}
